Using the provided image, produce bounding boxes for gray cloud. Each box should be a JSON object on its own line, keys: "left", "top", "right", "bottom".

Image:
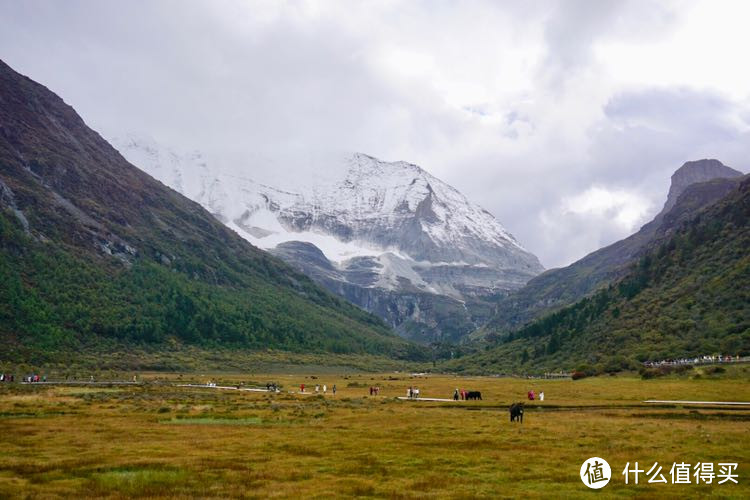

{"left": 590, "top": 87, "right": 749, "bottom": 196}
{"left": 452, "top": 86, "right": 749, "bottom": 266}
{"left": 539, "top": 0, "right": 676, "bottom": 88}
{"left": 1, "top": 0, "right": 747, "bottom": 268}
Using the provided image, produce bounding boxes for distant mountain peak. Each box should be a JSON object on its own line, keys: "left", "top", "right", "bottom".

{"left": 0, "top": 59, "right": 405, "bottom": 358}
{"left": 112, "top": 136, "right": 545, "bottom": 343}
{"left": 111, "top": 136, "right": 542, "bottom": 273}
{"left": 662, "top": 159, "right": 743, "bottom": 214}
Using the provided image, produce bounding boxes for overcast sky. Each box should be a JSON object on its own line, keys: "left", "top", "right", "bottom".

{"left": 2, "top": 0, "right": 749, "bottom": 267}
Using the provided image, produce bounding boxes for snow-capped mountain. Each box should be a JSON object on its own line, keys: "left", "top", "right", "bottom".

{"left": 111, "top": 134, "right": 544, "bottom": 342}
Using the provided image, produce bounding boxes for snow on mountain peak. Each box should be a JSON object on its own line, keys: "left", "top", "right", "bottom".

{"left": 111, "top": 135, "right": 543, "bottom": 296}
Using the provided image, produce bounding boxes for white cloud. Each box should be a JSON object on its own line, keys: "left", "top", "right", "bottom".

{"left": 563, "top": 186, "right": 653, "bottom": 231}
{"left": 596, "top": 1, "right": 750, "bottom": 100}
{"left": 537, "top": 187, "right": 653, "bottom": 267}
{"left": 0, "top": 0, "right": 748, "bottom": 268}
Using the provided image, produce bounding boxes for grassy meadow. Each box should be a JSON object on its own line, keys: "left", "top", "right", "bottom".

{"left": 0, "top": 366, "right": 748, "bottom": 498}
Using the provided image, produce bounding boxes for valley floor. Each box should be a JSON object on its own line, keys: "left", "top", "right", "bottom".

{"left": 0, "top": 369, "right": 748, "bottom": 498}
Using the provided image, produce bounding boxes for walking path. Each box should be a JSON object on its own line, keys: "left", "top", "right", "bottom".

{"left": 20, "top": 381, "right": 141, "bottom": 386}
{"left": 177, "top": 384, "right": 278, "bottom": 393}
{"left": 643, "top": 400, "right": 750, "bottom": 406}
{"left": 397, "top": 397, "right": 456, "bottom": 402}
{"left": 177, "top": 384, "right": 339, "bottom": 395}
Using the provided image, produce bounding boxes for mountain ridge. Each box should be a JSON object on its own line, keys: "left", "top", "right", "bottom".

{"left": 448, "top": 172, "right": 750, "bottom": 373}
{"left": 480, "top": 159, "right": 744, "bottom": 337}
{"left": 0, "top": 58, "right": 416, "bottom": 362}
{"left": 112, "top": 136, "right": 544, "bottom": 343}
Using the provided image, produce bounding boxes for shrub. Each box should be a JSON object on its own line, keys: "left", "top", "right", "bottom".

{"left": 673, "top": 364, "right": 693, "bottom": 374}
{"left": 639, "top": 364, "right": 693, "bottom": 379}
{"left": 571, "top": 370, "right": 587, "bottom": 380}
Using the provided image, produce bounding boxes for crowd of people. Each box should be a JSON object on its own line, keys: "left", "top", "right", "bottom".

{"left": 643, "top": 354, "right": 745, "bottom": 367}
{"left": 0, "top": 374, "right": 109, "bottom": 384}
{"left": 406, "top": 386, "right": 420, "bottom": 398}
{"left": 299, "top": 383, "right": 337, "bottom": 396}
{"left": 1, "top": 373, "right": 45, "bottom": 383}
{"left": 368, "top": 386, "right": 380, "bottom": 396}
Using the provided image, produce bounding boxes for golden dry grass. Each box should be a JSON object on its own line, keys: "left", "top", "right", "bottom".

{"left": 0, "top": 368, "right": 748, "bottom": 498}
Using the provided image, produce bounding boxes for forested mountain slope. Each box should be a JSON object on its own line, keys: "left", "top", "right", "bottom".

{"left": 448, "top": 174, "right": 750, "bottom": 373}
{"left": 481, "top": 160, "right": 743, "bottom": 336}
{"left": 0, "top": 59, "right": 419, "bottom": 364}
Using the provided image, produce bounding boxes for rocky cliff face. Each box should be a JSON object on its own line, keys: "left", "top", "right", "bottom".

{"left": 112, "top": 137, "right": 543, "bottom": 342}
{"left": 661, "top": 159, "right": 743, "bottom": 214}
{"left": 268, "top": 241, "right": 501, "bottom": 341}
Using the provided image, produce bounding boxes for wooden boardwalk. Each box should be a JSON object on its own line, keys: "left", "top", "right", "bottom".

{"left": 20, "top": 381, "right": 141, "bottom": 386}
{"left": 177, "top": 384, "right": 278, "bottom": 393}
{"left": 397, "top": 397, "right": 456, "bottom": 402}
{"left": 643, "top": 400, "right": 750, "bottom": 406}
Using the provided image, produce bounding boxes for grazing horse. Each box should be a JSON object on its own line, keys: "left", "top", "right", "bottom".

{"left": 509, "top": 402, "right": 524, "bottom": 423}
{"left": 465, "top": 391, "right": 482, "bottom": 400}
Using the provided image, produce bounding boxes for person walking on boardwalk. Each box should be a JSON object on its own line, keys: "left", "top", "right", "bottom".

{"left": 454, "top": 388, "right": 459, "bottom": 401}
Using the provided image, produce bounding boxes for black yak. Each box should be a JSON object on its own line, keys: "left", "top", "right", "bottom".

{"left": 465, "top": 391, "right": 482, "bottom": 400}
{"left": 509, "top": 402, "right": 524, "bottom": 423}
